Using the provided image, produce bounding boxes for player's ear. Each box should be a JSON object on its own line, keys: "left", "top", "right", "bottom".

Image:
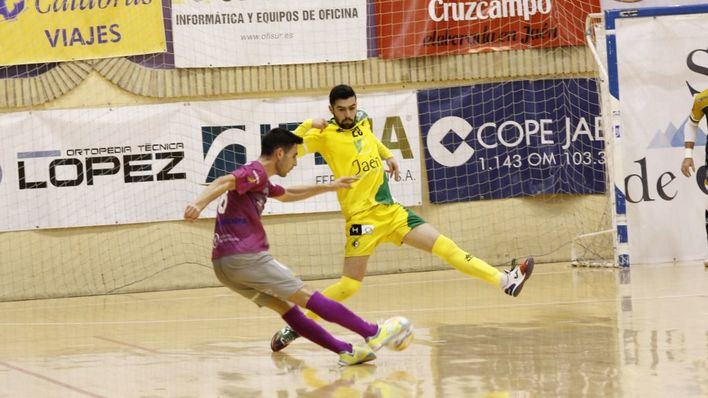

{"left": 275, "top": 147, "right": 285, "bottom": 160}
{"left": 328, "top": 104, "right": 334, "bottom": 114}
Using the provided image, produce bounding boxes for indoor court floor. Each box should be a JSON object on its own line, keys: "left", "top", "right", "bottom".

{"left": 0, "top": 262, "right": 706, "bottom": 398}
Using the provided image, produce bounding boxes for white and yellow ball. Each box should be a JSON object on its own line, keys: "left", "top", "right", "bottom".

{"left": 386, "top": 316, "right": 414, "bottom": 351}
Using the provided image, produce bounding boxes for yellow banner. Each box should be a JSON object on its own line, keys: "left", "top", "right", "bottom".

{"left": 0, "top": 0, "right": 166, "bottom": 66}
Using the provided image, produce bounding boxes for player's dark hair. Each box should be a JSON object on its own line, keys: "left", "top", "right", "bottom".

{"left": 260, "top": 127, "right": 303, "bottom": 156}
{"left": 329, "top": 84, "right": 356, "bottom": 105}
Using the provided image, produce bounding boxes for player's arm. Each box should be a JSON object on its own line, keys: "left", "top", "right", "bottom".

{"left": 373, "top": 130, "right": 401, "bottom": 181}
{"left": 184, "top": 174, "right": 236, "bottom": 221}
{"left": 294, "top": 118, "right": 327, "bottom": 157}
{"left": 681, "top": 96, "right": 703, "bottom": 177}
{"left": 273, "top": 176, "right": 359, "bottom": 202}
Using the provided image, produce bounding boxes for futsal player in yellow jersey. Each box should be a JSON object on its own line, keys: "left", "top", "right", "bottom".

{"left": 679, "top": 88, "right": 708, "bottom": 267}
{"left": 271, "top": 85, "right": 535, "bottom": 351}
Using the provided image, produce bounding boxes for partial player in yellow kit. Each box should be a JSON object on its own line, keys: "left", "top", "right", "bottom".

{"left": 271, "top": 84, "right": 536, "bottom": 352}
{"left": 679, "top": 88, "right": 708, "bottom": 267}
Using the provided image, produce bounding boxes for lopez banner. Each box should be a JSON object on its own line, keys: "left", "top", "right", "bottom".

{"left": 0, "top": 0, "right": 166, "bottom": 66}
{"left": 0, "top": 91, "right": 421, "bottom": 231}
{"left": 419, "top": 79, "right": 605, "bottom": 203}
{"left": 376, "top": 0, "right": 599, "bottom": 59}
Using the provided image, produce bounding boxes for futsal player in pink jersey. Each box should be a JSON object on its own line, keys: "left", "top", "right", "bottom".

{"left": 184, "top": 127, "right": 412, "bottom": 366}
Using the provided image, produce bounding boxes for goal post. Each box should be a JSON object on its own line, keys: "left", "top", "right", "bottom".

{"left": 572, "top": 11, "right": 620, "bottom": 268}
{"left": 584, "top": 3, "right": 708, "bottom": 267}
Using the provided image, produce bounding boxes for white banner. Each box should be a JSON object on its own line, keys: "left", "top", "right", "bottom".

{"left": 615, "top": 11, "right": 708, "bottom": 263}
{"left": 0, "top": 92, "right": 421, "bottom": 231}
{"left": 171, "top": 0, "right": 367, "bottom": 67}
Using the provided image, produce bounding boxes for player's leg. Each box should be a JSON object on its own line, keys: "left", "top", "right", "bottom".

{"left": 272, "top": 255, "right": 371, "bottom": 351}
{"left": 402, "top": 223, "right": 502, "bottom": 286}
{"left": 302, "top": 217, "right": 383, "bottom": 321}
{"left": 261, "top": 297, "right": 376, "bottom": 366}
{"left": 704, "top": 208, "right": 707, "bottom": 267}
{"left": 289, "top": 287, "right": 414, "bottom": 353}
{"left": 213, "top": 254, "right": 375, "bottom": 365}
{"left": 395, "top": 206, "right": 534, "bottom": 297}
{"left": 273, "top": 209, "right": 395, "bottom": 350}
{"left": 303, "top": 255, "right": 369, "bottom": 320}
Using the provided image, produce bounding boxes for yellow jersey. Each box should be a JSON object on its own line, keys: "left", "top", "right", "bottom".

{"left": 689, "top": 89, "right": 708, "bottom": 126}
{"left": 295, "top": 111, "right": 394, "bottom": 220}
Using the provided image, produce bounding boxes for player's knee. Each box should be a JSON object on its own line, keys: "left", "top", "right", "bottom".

{"left": 337, "top": 276, "right": 362, "bottom": 299}
{"left": 257, "top": 294, "right": 291, "bottom": 314}
{"left": 432, "top": 235, "right": 459, "bottom": 258}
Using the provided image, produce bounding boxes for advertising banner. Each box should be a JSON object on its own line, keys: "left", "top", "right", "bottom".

{"left": 375, "top": 0, "right": 599, "bottom": 59}
{"left": 0, "top": 91, "right": 421, "bottom": 231}
{"left": 613, "top": 9, "right": 708, "bottom": 263}
{"left": 172, "top": 0, "right": 367, "bottom": 67}
{"left": 0, "top": 0, "right": 166, "bottom": 66}
{"left": 418, "top": 79, "right": 605, "bottom": 203}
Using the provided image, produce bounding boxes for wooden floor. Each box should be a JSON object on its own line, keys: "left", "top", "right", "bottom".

{"left": 0, "top": 262, "right": 706, "bottom": 398}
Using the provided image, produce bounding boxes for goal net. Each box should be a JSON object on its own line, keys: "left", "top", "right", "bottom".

{"left": 0, "top": 0, "right": 614, "bottom": 301}
{"left": 582, "top": 3, "right": 708, "bottom": 266}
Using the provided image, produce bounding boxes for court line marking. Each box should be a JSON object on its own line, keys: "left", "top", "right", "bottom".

{"left": 93, "top": 335, "right": 160, "bottom": 354}
{"left": 0, "top": 293, "right": 703, "bottom": 326}
{"left": 0, "top": 269, "right": 583, "bottom": 313}
{"left": 0, "top": 360, "right": 106, "bottom": 398}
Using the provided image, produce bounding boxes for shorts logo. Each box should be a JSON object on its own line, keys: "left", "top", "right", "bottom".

{"left": 352, "top": 239, "right": 360, "bottom": 248}
{"left": 349, "top": 224, "right": 374, "bottom": 236}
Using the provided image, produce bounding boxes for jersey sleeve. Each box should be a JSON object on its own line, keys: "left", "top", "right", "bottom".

{"left": 365, "top": 118, "right": 393, "bottom": 159}
{"left": 267, "top": 182, "right": 285, "bottom": 197}
{"left": 232, "top": 167, "right": 265, "bottom": 195}
{"left": 376, "top": 138, "right": 393, "bottom": 160}
{"left": 690, "top": 92, "right": 708, "bottom": 124}
{"left": 294, "top": 119, "right": 324, "bottom": 157}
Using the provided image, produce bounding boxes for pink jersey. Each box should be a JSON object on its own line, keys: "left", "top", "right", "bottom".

{"left": 212, "top": 161, "right": 285, "bottom": 259}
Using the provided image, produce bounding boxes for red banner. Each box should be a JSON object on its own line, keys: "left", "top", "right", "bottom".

{"left": 375, "top": 0, "right": 600, "bottom": 59}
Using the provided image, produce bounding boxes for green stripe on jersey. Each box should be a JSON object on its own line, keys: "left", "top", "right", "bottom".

{"left": 374, "top": 173, "right": 394, "bottom": 205}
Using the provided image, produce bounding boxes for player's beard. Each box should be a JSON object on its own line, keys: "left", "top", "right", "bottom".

{"left": 337, "top": 117, "right": 355, "bottom": 129}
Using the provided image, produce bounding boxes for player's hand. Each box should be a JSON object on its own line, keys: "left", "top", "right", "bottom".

{"left": 384, "top": 157, "right": 401, "bottom": 181}
{"left": 184, "top": 203, "right": 203, "bottom": 221}
{"left": 681, "top": 157, "right": 695, "bottom": 177}
{"left": 331, "top": 176, "right": 360, "bottom": 190}
{"left": 311, "top": 118, "right": 328, "bottom": 130}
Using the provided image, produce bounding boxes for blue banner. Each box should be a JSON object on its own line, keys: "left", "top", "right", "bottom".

{"left": 418, "top": 79, "right": 605, "bottom": 203}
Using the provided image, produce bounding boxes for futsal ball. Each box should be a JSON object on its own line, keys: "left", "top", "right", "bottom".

{"left": 386, "top": 316, "right": 414, "bottom": 351}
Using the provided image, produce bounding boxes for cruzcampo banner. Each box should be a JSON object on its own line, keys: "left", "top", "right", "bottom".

{"left": 376, "top": 0, "right": 600, "bottom": 59}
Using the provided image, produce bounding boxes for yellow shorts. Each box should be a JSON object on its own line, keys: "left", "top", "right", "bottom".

{"left": 344, "top": 203, "right": 425, "bottom": 257}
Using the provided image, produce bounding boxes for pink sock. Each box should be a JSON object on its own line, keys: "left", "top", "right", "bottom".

{"left": 306, "top": 291, "right": 378, "bottom": 338}
{"left": 282, "top": 306, "right": 351, "bottom": 353}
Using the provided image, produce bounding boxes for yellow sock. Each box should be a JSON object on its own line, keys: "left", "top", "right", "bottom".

{"left": 432, "top": 235, "right": 501, "bottom": 287}
{"left": 305, "top": 276, "right": 362, "bottom": 321}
